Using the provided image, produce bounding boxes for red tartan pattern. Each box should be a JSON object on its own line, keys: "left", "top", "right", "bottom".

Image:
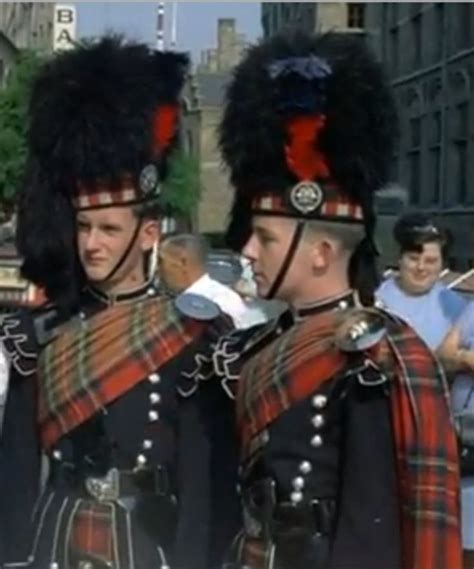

{"left": 237, "top": 309, "right": 462, "bottom": 569}
{"left": 382, "top": 318, "right": 462, "bottom": 569}
{"left": 70, "top": 502, "right": 117, "bottom": 567}
{"left": 237, "top": 310, "right": 347, "bottom": 459}
{"left": 38, "top": 296, "right": 206, "bottom": 449}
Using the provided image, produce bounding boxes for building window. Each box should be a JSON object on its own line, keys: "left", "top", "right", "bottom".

{"left": 390, "top": 155, "right": 399, "bottom": 182}
{"left": 412, "top": 14, "right": 422, "bottom": 68}
{"left": 429, "top": 147, "right": 441, "bottom": 204}
{"left": 408, "top": 113, "right": 422, "bottom": 205}
{"left": 348, "top": 3, "right": 365, "bottom": 29}
{"left": 390, "top": 3, "right": 398, "bottom": 27}
{"left": 453, "top": 141, "right": 468, "bottom": 203}
{"left": 453, "top": 101, "right": 469, "bottom": 140}
{"left": 262, "top": 13, "right": 270, "bottom": 38}
{"left": 281, "top": 2, "right": 291, "bottom": 21}
{"left": 390, "top": 28, "right": 399, "bottom": 76}
{"left": 457, "top": 3, "right": 472, "bottom": 50}
{"left": 273, "top": 7, "right": 279, "bottom": 34}
{"left": 434, "top": 3, "right": 444, "bottom": 61}
{"left": 0, "top": 59, "right": 4, "bottom": 87}
{"left": 430, "top": 111, "right": 441, "bottom": 145}
{"left": 451, "top": 102, "right": 469, "bottom": 204}
{"left": 409, "top": 151, "right": 421, "bottom": 204}
{"left": 410, "top": 117, "right": 421, "bottom": 148}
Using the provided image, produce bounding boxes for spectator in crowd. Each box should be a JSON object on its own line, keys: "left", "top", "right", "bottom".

{"left": 376, "top": 212, "right": 466, "bottom": 349}
{"left": 159, "top": 233, "right": 252, "bottom": 328}
{"left": 439, "top": 308, "right": 474, "bottom": 568}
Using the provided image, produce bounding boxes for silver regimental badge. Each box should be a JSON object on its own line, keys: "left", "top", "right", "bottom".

{"left": 334, "top": 308, "right": 387, "bottom": 352}
{"left": 290, "top": 181, "right": 323, "bottom": 215}
{"left": 85, "top": 468, "right": 120, "bottom": 502}
{"left": 139, "top": 164, "right": 160, "bottom": 195}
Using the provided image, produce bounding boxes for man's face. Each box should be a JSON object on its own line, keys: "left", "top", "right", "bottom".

{"left": 242, "top": 215, "right": 315, "bottom": 303}
{"left": 76, "top": 206, "right": 158, "bottom": 289}
{"left": 158, "top": 245, "right": 187, "bottom": 293}
{"left": 398, "top": 241, "right": 443, "bottom": 295}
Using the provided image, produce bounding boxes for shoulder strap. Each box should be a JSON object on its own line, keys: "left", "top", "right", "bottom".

{"left": 0, "top": 310, "right": 37, "bottom": 377}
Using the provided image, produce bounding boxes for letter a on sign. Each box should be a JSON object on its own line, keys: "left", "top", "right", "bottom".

{"left": 54, "top": 5, "right": 76, "bottom": 52}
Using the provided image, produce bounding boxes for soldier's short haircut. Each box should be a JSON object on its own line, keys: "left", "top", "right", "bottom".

{"left": 304, "top": 220, "right": 365, "bottom": 254}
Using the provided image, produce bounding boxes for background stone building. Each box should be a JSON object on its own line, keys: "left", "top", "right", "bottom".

{"left": 261, "top": 2, "right": 366, "bottom": 37}
{"left": 366, "top": 3, "right": 474, "bottom": 268}
{"left": 0, "top": 3, "right": 55, "bottom": 53}
{"left": 197, "top": 18, "right": 247, "bottom": 74}
{"left": 186, "top": 18, "right": 248, "bottom": 238}
{"left": 192, "top": 6, "right": 365, "bottom": 238}
{"left": 183, "top": 70, "right": 233, "bottom": 238}
{"left": 260, "top": 2, "right": 474, "bottom": 269}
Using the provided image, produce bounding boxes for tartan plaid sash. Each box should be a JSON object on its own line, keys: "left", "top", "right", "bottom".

{"left": 384, "top": 318, "right": 462, "bottom": 569}
{"left": 237, "top": 309, "right": 462, "bottom": 569}
{"left": 237, "top": 310, "right": 348, "bottom": 458}
{"left": 38, "top": 296, "right": 206, "bottom": 449}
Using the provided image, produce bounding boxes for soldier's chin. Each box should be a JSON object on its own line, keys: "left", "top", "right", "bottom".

{"left": 256, "top": 281, "right": 269, "bottom": 298}
{"left": 84, "top": 266, "right": 109, "bottom": 283}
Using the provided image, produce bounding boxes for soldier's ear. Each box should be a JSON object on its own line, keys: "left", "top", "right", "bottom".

{"left": 140, "top": 219, "right": 160, "bottom": 252}
{"left": 312, "top": 239, "right": 331, "bottom": 271}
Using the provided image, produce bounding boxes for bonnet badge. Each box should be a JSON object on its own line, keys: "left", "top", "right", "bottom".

{"left": 139, "top": 164, "right": 160, "bottom": 195}
{"left": 290, "top": 181, "right": 323, "bottom": 215}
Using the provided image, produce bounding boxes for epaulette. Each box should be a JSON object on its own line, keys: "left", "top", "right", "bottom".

{"left": 0, "top": 303, "right": 63, "bottom": 377}
{"left": 211, "top": 322, "right": 276, "bottom": 400}
{"left": 334, "top": 307, "right": 388, "bottom": 353}
{"left": 174, "top": 292, "right": 221, "bottom": 321}
{"left": 0, "top": 309, "right": 38, "bottom": 377}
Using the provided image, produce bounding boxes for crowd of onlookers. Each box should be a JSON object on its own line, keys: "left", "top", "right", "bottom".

{"left": 376, "top": 212, "right": 474, "bottom": 558}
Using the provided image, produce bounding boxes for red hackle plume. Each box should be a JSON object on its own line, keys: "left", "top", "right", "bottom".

{"left": 152, "top": 104, "right": 179, "bottom": 156}
{"left": 284, "top": 115, "right": 330, "bottom": 181}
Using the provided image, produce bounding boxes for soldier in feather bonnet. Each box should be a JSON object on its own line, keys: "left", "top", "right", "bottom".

{"left": 212, "top": 30, "right": 462, "bottom": 569}
{"left": 0, "top": 36, "right": 235, "bottom": 569}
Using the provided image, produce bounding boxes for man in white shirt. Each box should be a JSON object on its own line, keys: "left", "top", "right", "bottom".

{"left": 159, "top": 233, "right": 254, "bottom": 328}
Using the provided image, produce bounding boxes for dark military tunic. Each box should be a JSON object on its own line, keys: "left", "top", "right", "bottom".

{"left": 212, "top": 291, "right": 401, "bottom": 569}
{"left": 0, "top": 283, "right": 236, "bottom": 569}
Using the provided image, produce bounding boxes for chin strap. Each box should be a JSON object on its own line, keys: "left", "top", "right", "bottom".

{"left": 147, "top": 239, "right": 159, "bottom": 280}
{"left": 265, "top": 220, "right": 306, "bottom": 300}
{"left": 97, "top": 218, "right": 143, "bottom": 284}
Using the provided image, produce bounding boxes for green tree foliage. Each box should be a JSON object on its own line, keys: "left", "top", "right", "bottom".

{"left": 161, "top": 150, "right": 201, "bottom": 219}
{"left": 0, "top": 50, "right": 44, "bottom": 207}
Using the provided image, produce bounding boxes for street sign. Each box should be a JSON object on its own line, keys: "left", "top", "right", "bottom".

{"left": 54, "top": 4, "right": 76, "bottom": 52}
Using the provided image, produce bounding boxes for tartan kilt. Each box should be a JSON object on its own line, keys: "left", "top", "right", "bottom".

{"left": 5, "top": 485, "right": 177, "bottom": 569}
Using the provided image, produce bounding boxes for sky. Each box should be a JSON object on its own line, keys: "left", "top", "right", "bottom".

{"left": 75, "top": 2, "right": 262, "bottom": 61}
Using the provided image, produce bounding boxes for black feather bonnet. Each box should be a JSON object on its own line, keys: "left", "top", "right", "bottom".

{"left": 219, "top": 31, "right": 398, "bottom": 251}
{"left": 16, "top": 36, "right": 189, "bottom": 311}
